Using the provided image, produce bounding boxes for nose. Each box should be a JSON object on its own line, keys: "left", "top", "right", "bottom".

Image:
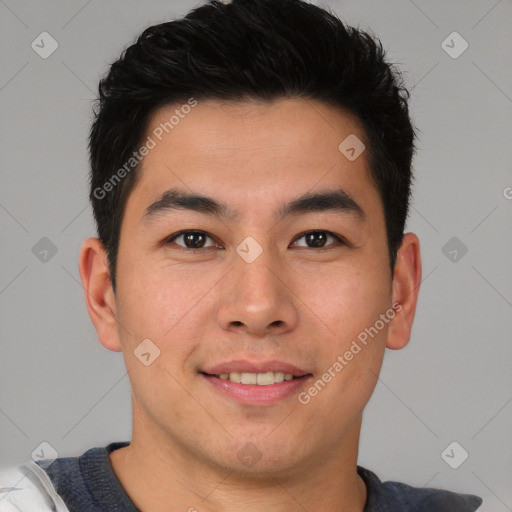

{"left": 216, "top": 244, "right": 299, "bottom": 338}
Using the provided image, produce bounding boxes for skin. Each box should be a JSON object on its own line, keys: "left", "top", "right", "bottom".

{"left": 79, "top": 98, "right": 421, "bottom": 512}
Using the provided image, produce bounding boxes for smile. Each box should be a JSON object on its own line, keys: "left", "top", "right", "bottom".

{"left": 211, "top": 371, "right": 298, "bottom": 385}
{"left": 200, "top": 372, "right": 313, "bottom": 406}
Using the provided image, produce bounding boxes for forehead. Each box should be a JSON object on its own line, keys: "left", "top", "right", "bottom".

{"left": 124, "top": 98, "right": 383, "bottom": 226}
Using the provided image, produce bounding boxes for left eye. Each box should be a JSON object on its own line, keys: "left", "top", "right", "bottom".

{"left": 291, "top": 230, "right": 343, "bottom": 248}
{"left": 166, "top": 231, "right": 219, "bottom": 249}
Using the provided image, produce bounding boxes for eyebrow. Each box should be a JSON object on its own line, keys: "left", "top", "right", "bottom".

{"left": 141, "top": 187, "right": 366, "bottom": 224}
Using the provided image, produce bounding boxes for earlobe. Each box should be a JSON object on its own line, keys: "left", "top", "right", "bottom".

{"left": 78, "top": 237, "right": 122, "bottom": 352}
{"left": 386, "top": 232, "right": 422, "bottom": 350}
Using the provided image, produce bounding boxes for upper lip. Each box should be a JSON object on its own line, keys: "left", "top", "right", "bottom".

{"left": 201, "top": 360, "right": 311, "bottom": 377}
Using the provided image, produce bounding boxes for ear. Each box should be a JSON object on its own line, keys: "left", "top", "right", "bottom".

{"left": 78, "top": 237, "right": 122, "bottom": 352}
{"left": 386, "top": 232, "right": 422, "bottom": 350}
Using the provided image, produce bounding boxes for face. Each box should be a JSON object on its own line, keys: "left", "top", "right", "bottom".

{"left": 102, "top": 98, "right": 402, "bottom": 475}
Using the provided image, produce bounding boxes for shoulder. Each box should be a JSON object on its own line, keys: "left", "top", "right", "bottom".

{"left": 0, "top": 463, "right": 65, "bottom": 512}
{"left": 0, "top": 442, "right": 128, "bottom": 512}
{"left": 358, "top": 466, "right": 483, "bottom": 512}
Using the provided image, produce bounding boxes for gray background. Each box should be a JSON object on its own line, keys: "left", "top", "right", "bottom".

{"left": 1, "top": 0, "right": 511, "bottom": 510}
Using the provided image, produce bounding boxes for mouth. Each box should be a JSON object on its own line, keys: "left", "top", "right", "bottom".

{"left": 201, "top": 359, "right": 311, "bottom": 379}
{"left": 199, "top": 361, "right": 313, "bottom": 405}
{"left": 200, "top": 371, "right": 307, "bottom": 385}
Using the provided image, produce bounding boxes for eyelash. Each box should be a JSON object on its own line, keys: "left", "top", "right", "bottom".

{"left": 164, "top": 230, "right": 347, "bottom": 252}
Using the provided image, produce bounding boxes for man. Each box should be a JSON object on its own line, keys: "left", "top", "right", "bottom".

{"left": 0, "top": 0, "right": 483, "bottom": 510}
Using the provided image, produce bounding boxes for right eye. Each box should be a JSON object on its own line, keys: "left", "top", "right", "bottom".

{"left": 164, "top": 230, "right": 223, "bottom": 251}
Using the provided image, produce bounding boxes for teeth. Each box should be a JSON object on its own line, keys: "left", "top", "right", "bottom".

{"left": 256, "top": 372, "right": 274, "bottom": 385}
{"left": 241, "top": 372, "right": 257, "bottom": 384}
{"left": 216, "top": 371, "right": 297, "bottom": 385}
{"left": 274, "top": 372, "right": 285, "bottom": 383}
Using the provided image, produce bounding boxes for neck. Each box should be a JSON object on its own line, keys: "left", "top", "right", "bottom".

{"left": 109, "top": 405, "right": 367, "bottom": 512}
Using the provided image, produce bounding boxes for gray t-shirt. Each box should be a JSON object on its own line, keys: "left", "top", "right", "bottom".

{"left": 0, "top": 441, "right": 483, "bottom": 511}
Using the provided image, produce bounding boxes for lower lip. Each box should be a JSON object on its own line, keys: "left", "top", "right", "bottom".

{"left": 201, "top": 373, "right": 312, "bottom": 406}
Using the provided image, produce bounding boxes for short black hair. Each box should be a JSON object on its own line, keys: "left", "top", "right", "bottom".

{"left": 89, "top": 0, "right": 416, "bottom": 293}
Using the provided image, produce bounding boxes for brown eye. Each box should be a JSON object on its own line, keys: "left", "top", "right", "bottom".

{"left": 166, "top": 231, "right": 219, "bottom": 249}
{"left": 292, "top": 230, "right": 343, "bottom": 248}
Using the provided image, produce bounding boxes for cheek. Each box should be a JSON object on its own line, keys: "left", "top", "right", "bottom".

{"left": 300, "top": 262, "right": 390, "bottom": 399}
{"left": 118, "top": 259, "right": 195, "bottom": 333}
{"left": 114, "top": 264, "right": 205, "bottom": 419}
{"left": 299, "top": 282, "right": 388, "bottom": 432}
{"left": 297, "top": 258, "right": 390, "bottom": 341}
{"left": 116, "top": 260, "right": 218, "bottom": 373}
